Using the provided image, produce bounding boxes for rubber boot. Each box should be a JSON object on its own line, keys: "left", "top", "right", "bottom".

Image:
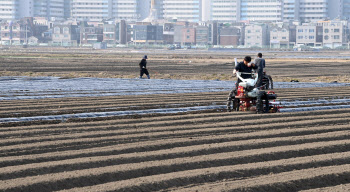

{"left": 147, "top": 75, "right": 150, "bottom": 79}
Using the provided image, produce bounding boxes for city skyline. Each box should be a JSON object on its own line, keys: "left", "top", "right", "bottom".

{"left": 0, "top": 0, "right": 349, "bottom": 23}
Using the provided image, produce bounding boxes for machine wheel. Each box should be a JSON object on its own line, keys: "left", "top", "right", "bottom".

{"left": 267, "top": 75, "right": 273, "bottom": 89}
{"left": 227, "top": 89, "right": 239, "bottom": 112}
{"left": 256, "top": 91, "right": 269, "bottom": 114}
{"left": 262, "top": 75, "right": 270, "bottom": 90}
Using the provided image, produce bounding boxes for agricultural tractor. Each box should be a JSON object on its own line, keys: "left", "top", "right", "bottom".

{"left": 227, "top": 71, "right": 280, "bottom": 113}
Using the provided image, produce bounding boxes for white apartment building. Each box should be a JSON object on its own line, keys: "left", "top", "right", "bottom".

{"left": 0, "top": 0, "right": 65, "bottom": 21}
{"left": 162, "top": 0, "right": 202, "bottom": 22}
{"left": 204, "top": 0, "right": 283, "bottom": 23}
{"left": 70, "top": 0, "right": 139, "bottom": 22}
{"left": 240, "top": 0, "right": 283, "bottom": 22}
{"left": 283, "top": 0, "right": 328, "bottom": 22}
{"left": 31, "top": 0, "right": 65, "bottom": 20}
{"left": 0, "top": 0, "right": 19, "bottom": 20}
{"left": 112, "top": 0, "right": 138, "bottom": 21}
{"left": 296, "top": 24, "right": 322, "bottom": 46}
{"left": 244, "top": 24, "right": 269, "bottom": 48}
{"left": 270, "top": 25, "right": 291, "bottom": 48}
{"left": 322, "top": 20, "right": 347, "bottom": 48}
{"left": 70, "top": 0, "right": 110, "bottom": 21}
{"left": 202, "top": 0, "right": 337, "bottom": 23}
{"left": 208, "top": 0, "right": 239, "bottom": 22}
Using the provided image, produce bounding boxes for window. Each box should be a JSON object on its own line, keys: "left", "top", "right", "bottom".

{"left": 282, "top": 37, "right": 287, "bottom": 39}
{"left": 324, "top": 29, "right": 329, "bottom": 33}
{"left": 334, "top": 35, "right": 340, "bottom": 39}
{"left": 324, "top": 35, "right": 329, "bottom": 40}
{"left": 54, "top": 27, "right": 60, "bottom": 34}
{"left": 309, "top": 36, "right": 314, "bottom": 39}
{"left": 309, "top": 29, "right": 314, "bottom": 32}
{"left": 298, "top": 29, "right": 303, "bottom": 32}
{"left": 334, "top": 29, "right": 340, "bottom": 33}
{"left": 63, "top": 27, "right": 69, "bottom": 34}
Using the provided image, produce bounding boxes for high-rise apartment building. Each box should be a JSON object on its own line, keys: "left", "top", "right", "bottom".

{"left": 70, "top": 0, "right": 139, "bottom": 22}
{"left": 208, "top": 0, "right": 239, "bottom": 22}
{"left": 240, "top": 0, "right": 283, "bottom": 22}
{"left": 341, "top": 0, "right": 350, "bottom": 20}
{"left": 284, "top": 0, "right": 328, "bottom": 22}
{"left": 0, "top": 0, "right": 19, "bottom": 20}
{"left": 161, "top": 0, "right": 202, "bottom": 22}
{"left": 204, "top": 0, "right": 339, "bottom": 23}
{"left": 0, "top": 0, "right": 65, "bottom": 21}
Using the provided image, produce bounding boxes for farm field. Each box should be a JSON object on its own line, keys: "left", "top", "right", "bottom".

{"left": 1, "top": 48, "right": 350, "bottom": 191}
{"left": 1, "top": 86, "right": 350, "bottom": 191}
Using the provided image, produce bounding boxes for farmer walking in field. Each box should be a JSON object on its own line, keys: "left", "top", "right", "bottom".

{"left": 254, "top": 53, "right": 266, "bottom": 88}
{"left": 139, "top": 55, "right": 150, "bottom": 79}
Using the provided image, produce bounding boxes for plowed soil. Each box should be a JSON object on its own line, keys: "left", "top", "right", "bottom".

{"left": 1, "top": 48, "right": 350, "bottom": 191}
{"left": 1, "top": 86, "right": 350, "bottom": 191}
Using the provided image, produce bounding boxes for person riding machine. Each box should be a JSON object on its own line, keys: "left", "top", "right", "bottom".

{"left": 227, "top": 56, "right": 279, "bottom": 113}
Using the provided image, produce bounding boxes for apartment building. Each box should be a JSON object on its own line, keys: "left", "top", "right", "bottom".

{"left": 296, "top": 23, "right": 323, "bottom": 46}
{"left": 133, "top": 24, "right": 163, "bottom": 44}
{"left": 244, "top": 24, "right": 269, "bottom": 48}
{"left": 70, "top": 0, "right": 139, "bottom": 22}
{"left": 283, "top": 0, "right": 328, "bottom": 22}
{"left": 207, "top": 0, "right": 239, "bottom": 23}
{"left": 0, "top": 0, "right": 19, "bottom": 20}
{"left": 342, "top": 0, "right": 350, "bottom": 20}
{"left": 270, "top": 25, "right": 291, "bottom": 48}
{"left": 52, "top": 24, "right": 79, "bottom": 46}
{"left": 162, "top": 0, "right": 202, "bottom": 22}
{"left": 240, "top": 0, "right": 282, "bottom": 22}
{"left": 322, "top": 20, "right": 348, "bottom": 48}
{"left": 219, "top": 26, "right": 241, "bottom": 46}
{"left": 0, "top": 0, "right": 65, "bottom": 21}
{"left": 0, "top": 20, "right": 29, "bottom": 45}
{"left": 102, "top": 20, "right": 127, "bottom": 44}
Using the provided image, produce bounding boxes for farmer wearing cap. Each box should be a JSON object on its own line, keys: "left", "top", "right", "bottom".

{"left": 139, "top": 55, "right": 150, "bottom": 79}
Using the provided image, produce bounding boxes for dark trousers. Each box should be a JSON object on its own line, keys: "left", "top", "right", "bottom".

{"left": 140, "top": 68, "right": 149, "bottom": 77}
{"left": 256, "top": 71, "right": 263, "bottom": 88}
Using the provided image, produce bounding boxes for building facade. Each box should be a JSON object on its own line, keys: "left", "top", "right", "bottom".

{"left": 70, "top": 0, "right": 139, "bottom": 22}
{"left": 209, "top": 0, "right": 239, "bottom": 23}
{"left": 0, "top": 0, "right": 19, "bottom": 20}
{"left": 270, "top": 25, "right": 291, "bottom": 48}
{"left": 296, "top": 24, "right": 323, "bottom": 46}
{"left": 244, "top": 24, "right": 269, "bottom": 48}
{"left": 52, "top": 24, "right": 79, "bottom": 46}
{"left": 161, "top": 0, "right": 202, "bottom": 22}
{"left": 0, "top": 0, "right": 65, "bottom": 21}
{"left": 322, "top": 20, "right": 348, "bottom": 48}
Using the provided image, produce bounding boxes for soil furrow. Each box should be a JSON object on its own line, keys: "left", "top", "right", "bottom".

{"left": 48, "top": 154, "right": 350, "bottom": 192}
{"left": 1, "top": 111, "right": 350, "bottom": 142}
{"left": 1, "top": 138, "right": 350, "bottom": 181}
{"left": 0, "top": 116, "right": 349, "bottom": 156}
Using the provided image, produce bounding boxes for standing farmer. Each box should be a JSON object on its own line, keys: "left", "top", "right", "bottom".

{"left": 254, "top": 53, "right": 265, "bottom": 88}
{"left": 139, "top": 55, "right": 150, "bottom": 79}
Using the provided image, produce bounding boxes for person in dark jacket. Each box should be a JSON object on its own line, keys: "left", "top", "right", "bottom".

{"left": 254, "top": 53, "right": 265, "bottom": 87}
{"left": 233, "top": 56, "right": 258, "bottom": 90}
{"left": 139, "top": 55, "right": 150, "bottom": 79}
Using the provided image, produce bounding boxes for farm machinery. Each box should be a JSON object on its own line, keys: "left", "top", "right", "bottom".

{"left": 227, "top": 71, "right": 280, "bottom": 113}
